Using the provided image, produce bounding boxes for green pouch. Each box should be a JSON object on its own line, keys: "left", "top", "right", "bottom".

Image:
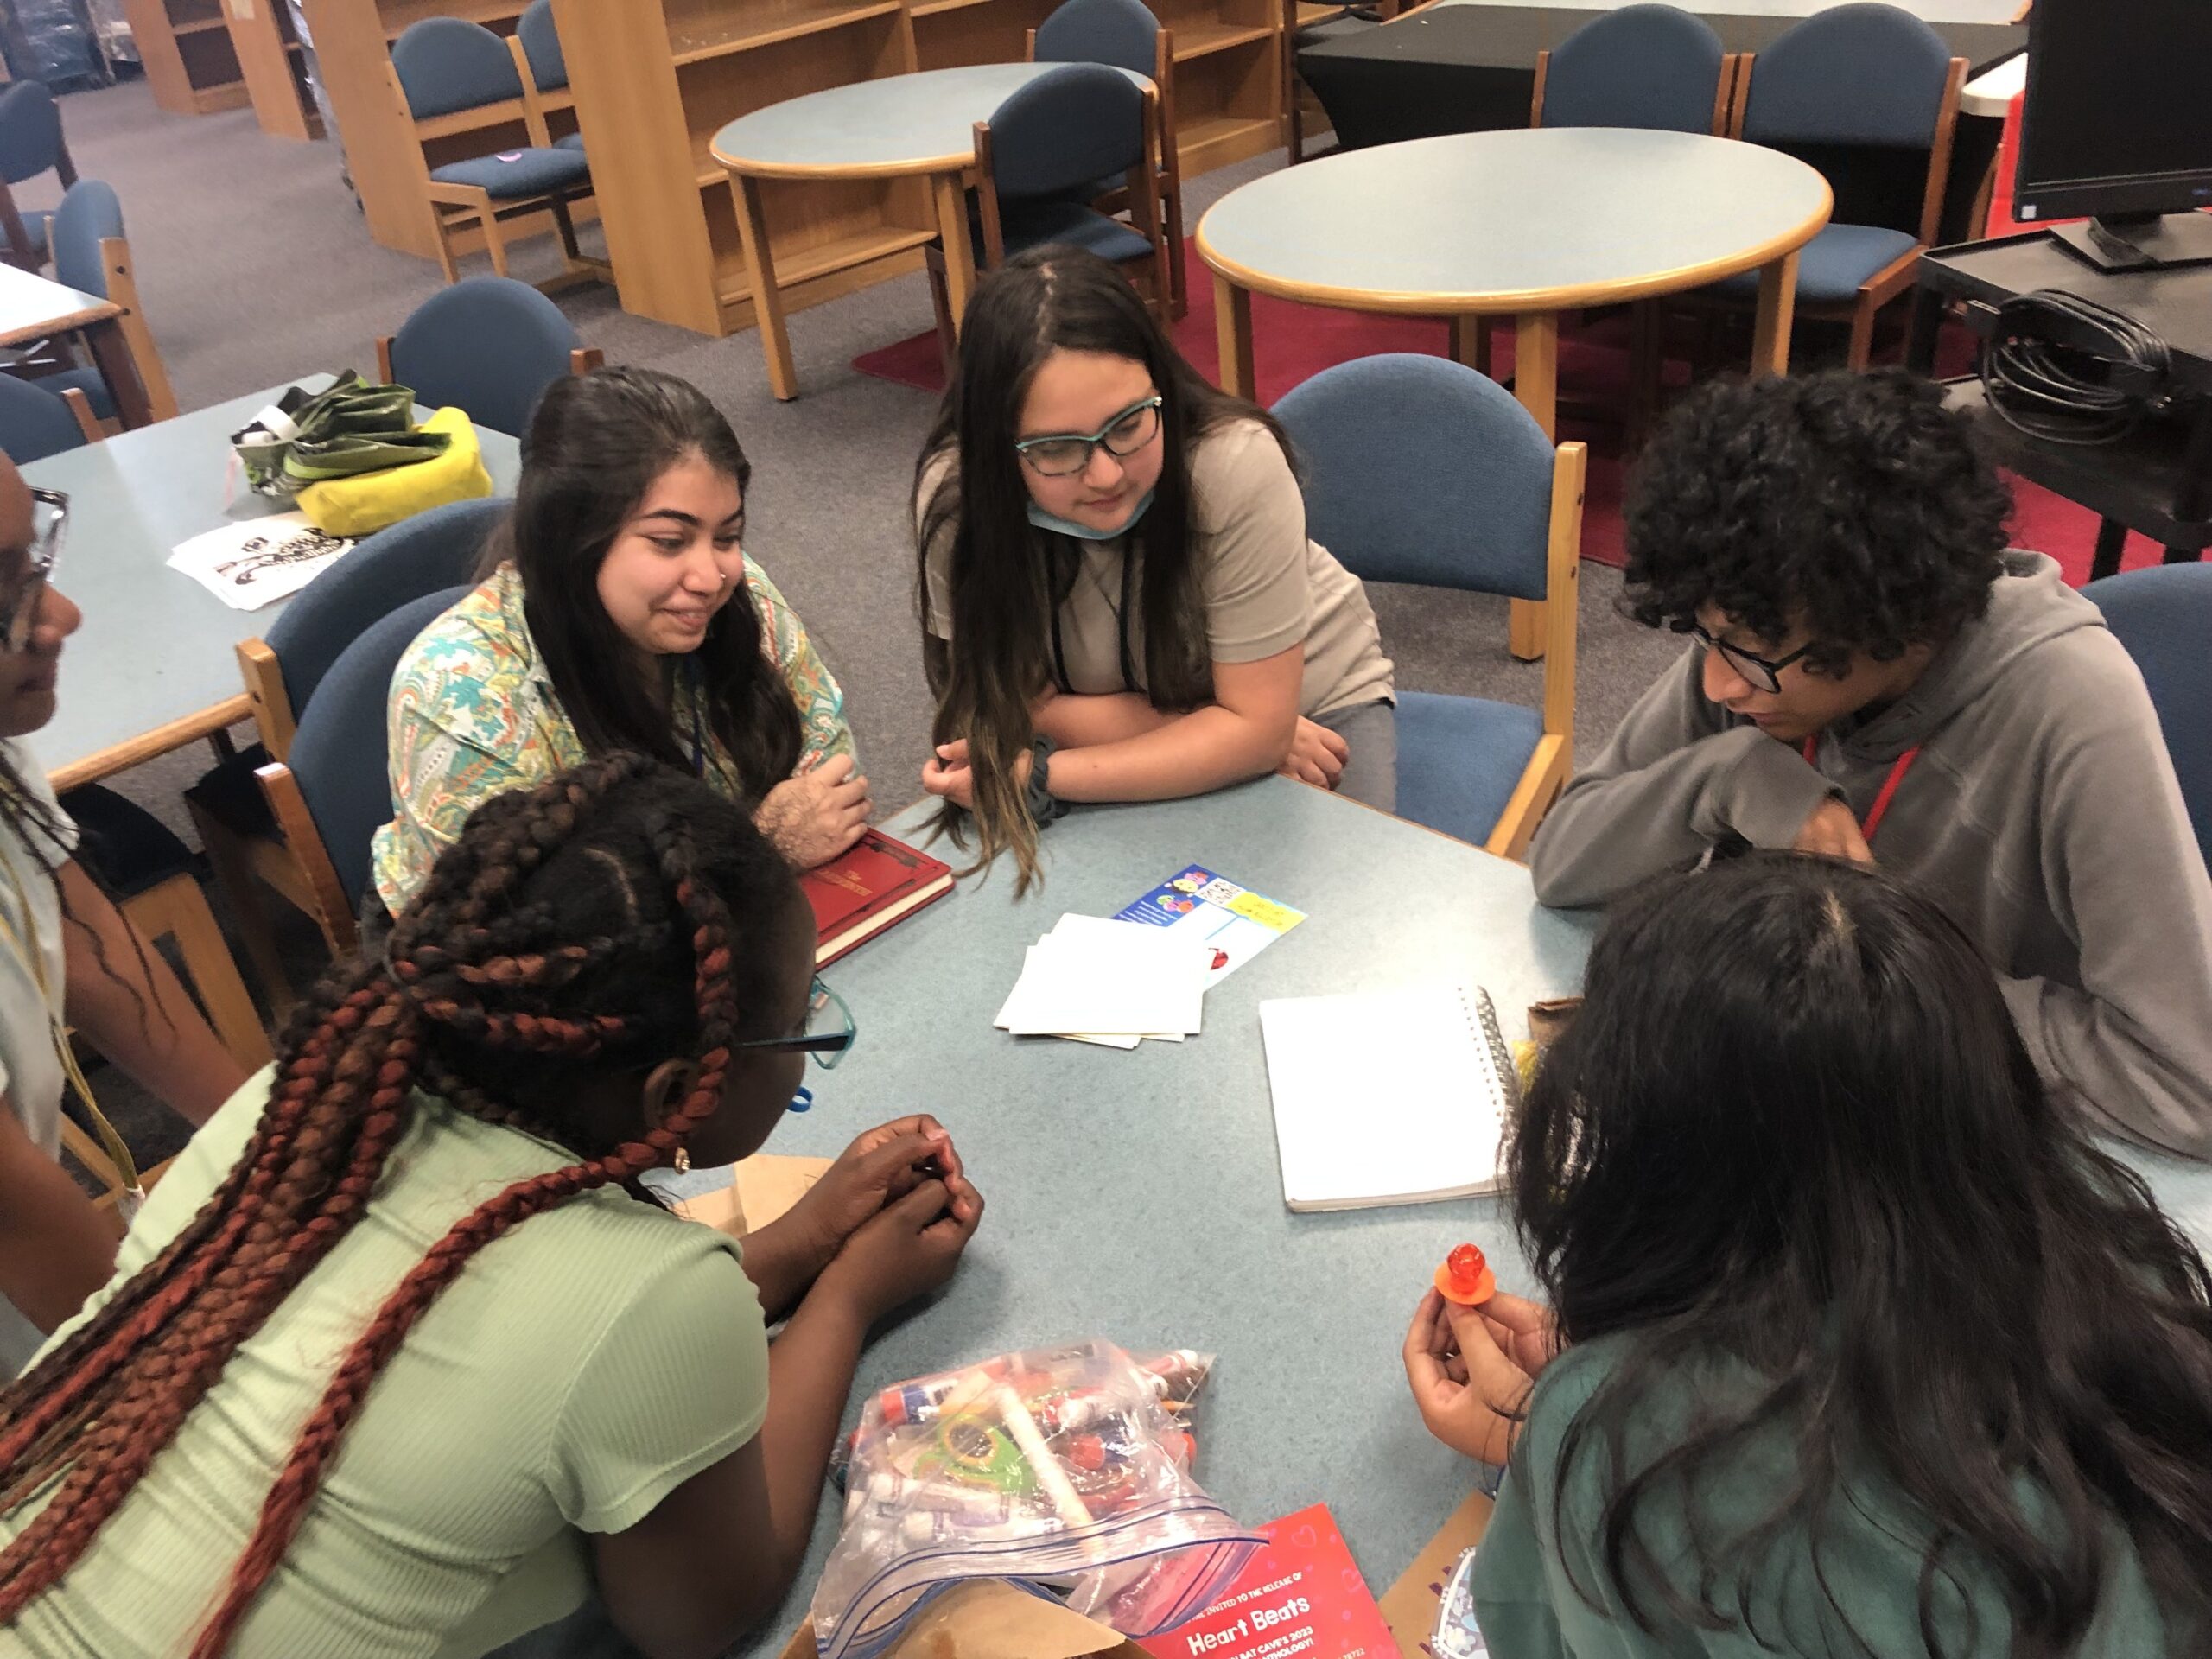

{"left": 232, "top": 371, "right": 446, "bottom": 498}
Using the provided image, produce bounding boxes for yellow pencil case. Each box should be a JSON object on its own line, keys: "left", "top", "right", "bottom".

{"left": 295, "top": 406, "right": 494, "bottom": 539}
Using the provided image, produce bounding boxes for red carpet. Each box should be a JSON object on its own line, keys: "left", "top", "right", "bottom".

{"left": 856, "top": 102, "right": 2179, "bottom": 585}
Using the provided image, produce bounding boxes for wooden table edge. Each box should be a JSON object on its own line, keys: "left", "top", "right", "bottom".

{"left": 1193, "top": 186, "right": 1834, "bottom": 315}
{"left": 0, "top": 295, "right": 123, "bottom": 350}
{"left": 710, "top": 146, "right": 975, "bottom": 182}
{"left": 47, "top": 692, "right": 251, "bottom": 793}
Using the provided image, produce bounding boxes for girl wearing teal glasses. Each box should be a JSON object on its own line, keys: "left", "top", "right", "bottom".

{"left": 914, "top": 245, "right": 1395, "bottom": 887}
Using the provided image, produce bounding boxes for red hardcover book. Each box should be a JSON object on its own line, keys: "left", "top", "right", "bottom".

{"left": 801, "top": 829, "right": 954, "bottom": 967}
{"left": 1139, "top": 1503, "right": 1397, "bottom": 1659}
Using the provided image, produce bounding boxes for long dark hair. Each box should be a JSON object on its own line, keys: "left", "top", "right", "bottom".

{"left": 490, "top": 366, "right": 802, "bottom": 803}
{"left": 914, "top": 245, "right": 1287, "bottom": 887}
{"left": 0, "top": 755, "right": 802, "bottom": 1656}
{"left": 1508, "top": 854, "right": 2212, "bottom": 1656}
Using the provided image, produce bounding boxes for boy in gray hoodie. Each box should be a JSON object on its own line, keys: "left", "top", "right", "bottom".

{"left": 1529, "top": 369, "right": 2212, "bottom": 1158}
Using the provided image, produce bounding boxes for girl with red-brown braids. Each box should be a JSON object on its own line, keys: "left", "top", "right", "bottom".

{"left": 0, "top": 752, "right": 985, "bottom": 1659}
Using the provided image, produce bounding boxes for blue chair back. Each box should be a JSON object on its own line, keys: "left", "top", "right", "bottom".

{"left": 288, "top": 585, "right": 470, "bottom": 912}
{"left": 518, "top": 0, "right": 568, "bottom": 92}
{"left": 0, "top": 375, "right": 88, "bottom": 465}
{"left": 1740, "top": 3, "right": 1952, "bottom": 149}
{"left": 1541, "top": 3, "right": 1725, "bottom": 135}
{"left": 988, "top": 64, "right": 1146, "bottom": 200}
{"left": 2085, "top": 563, "right": 2212, "bottom": 874}
{"left": 49, "top": 179, "right": 120, "bottom": 298}
{"left": 264, "top": 497, "right": 508, "bottom": 719}
{"left": 391, "top": 17, "right": 524, "bottom": 121}
{"left": 1034, "top": 0, "right": 1160, "bottom": 79}
{"left": 0, "top": 81, "right": 64, "bottom": 185}
{"left": 387, "top": 276, "right": 580, "bottom": 437}
{"left": 1273, "top": 354, "right": 1554, "bottom": 601}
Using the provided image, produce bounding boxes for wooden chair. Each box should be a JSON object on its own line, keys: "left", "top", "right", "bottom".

{"left": 925, "top": 66, "right": 1172, "bottom": 372}
{"left": 387, "top": 16, "right": 599, "bottom": 290}
{"left": 57, "top": 784, "right": 274, "bottom": 1079}
{"left": 251, "top": 588, "right": 478, "bottom": 958}
{"left": 1516, "top": 5, "right": 1738, "bottom": 424}
{"left": 1690, "top": 8, "right": 1967, "bottom": 369}
{"left": 0, "top": 79, "right": 74, "bottom": 272}
{"left": 39, "top": 179, "right": 180, "bottom": 428}
{"left": 188, "top": 509, "right": 507, "bottom": 1003}
{"left": 0, "top": 372, "right": 100, "bottom": 461}
{"left": 1274, "top": 353, "right": 1582, "bottom": 858}
{"left": 1028, "top": 0, "right": 1186, "bottom": 315}
{"left": 374, "top": 275, "right": 601, "bottom": 437}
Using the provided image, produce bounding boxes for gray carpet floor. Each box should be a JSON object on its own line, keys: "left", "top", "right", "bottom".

{"left": 37, "top": 76, "right": 1684, "bottom": 1160}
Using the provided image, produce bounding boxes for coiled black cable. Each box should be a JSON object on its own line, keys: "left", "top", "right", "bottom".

{"left": 1978, "top": 287, "right": 2171, "bottom": 446}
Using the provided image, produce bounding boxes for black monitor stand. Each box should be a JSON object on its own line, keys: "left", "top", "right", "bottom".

{"left": 2050, "top": 212, "right": 2212, "bottom": 272}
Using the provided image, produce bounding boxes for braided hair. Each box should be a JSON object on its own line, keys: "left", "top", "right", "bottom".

{"left": 0, "top": 752, "right": 802, "bottom": 1655}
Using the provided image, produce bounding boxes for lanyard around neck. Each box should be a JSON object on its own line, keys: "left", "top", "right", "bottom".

{"left": 1802, "top": 737, "right": 1923, "bottom": 842}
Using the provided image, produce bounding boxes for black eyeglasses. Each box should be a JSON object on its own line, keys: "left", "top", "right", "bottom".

{"left": 1014, "top": 396, "right": 1163, "bottom": 478}
{"left": 1688, "top": 623, "right": 1815, "bottom": 696}
{"left": 730, "top": 976, "right": 855, "bottom": 1071}
{"left": 1, "top": 489, "right": 67, "bottom": 654}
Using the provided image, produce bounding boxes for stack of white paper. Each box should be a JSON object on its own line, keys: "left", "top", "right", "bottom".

{"left": 994, "top": 915, "right": 1213, "bottom": 1048}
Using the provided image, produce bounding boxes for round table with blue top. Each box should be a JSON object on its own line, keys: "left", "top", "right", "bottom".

{"left": 1196, "top": 125, "right": 1831, "bottom": 661}
{"left": 710, "top": 62, "right": 1153, "bottom": 404}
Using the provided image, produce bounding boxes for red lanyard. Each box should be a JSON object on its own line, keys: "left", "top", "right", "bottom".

{"left": 1802, "top": 738, "right": 1922, "bottom": 842}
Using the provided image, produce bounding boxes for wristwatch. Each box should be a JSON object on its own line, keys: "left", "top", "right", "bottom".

{"left": 1027, "top": 734, "right": 1066, "bottom": 827}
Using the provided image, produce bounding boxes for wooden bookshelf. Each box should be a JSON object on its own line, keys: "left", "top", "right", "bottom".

{"left": 552, "top": 0, "right": 1282, "bottom": 338}
{"left": 226, "top": 0, "right": 324, "bottom": 140}
{"left": 298, "top": 0, "right": 593, "bottom": 261}
{"left": 121, "top": 0, "right": 251, "bottom": 115}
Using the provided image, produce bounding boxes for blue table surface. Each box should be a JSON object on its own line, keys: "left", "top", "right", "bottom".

{"left": 709, "top": 777, "right": 2212, "bottom": 1654}
{"left": 22, "top": 378, "right": 522, "bottom": 782}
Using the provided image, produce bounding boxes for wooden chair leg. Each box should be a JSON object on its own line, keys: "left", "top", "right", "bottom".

{"left": 477, "top": 192, "right": 510, "bottom": 280}
{"left": 429, "top": 203, "right": 461, "bottom": 285}
{"left": 120, "top": 872, "right": 274, "bottom": 1073}
{"left": 550, "top": 191, "right": 583, "bottom": 264}
{"left": 184, "top": 798, "right": 295, "bottom": 1014}
{"left": 1847, "top": 295, "right": 1878, "bottom": 370}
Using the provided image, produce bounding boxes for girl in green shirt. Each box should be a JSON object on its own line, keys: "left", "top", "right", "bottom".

{"left": 0, "top": 753, "right": 984, "bottom": 1659}
{"left": 1407, "top": 854, "right": 2212, "bottom": 1658}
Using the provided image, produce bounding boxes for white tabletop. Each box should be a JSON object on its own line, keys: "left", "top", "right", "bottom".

{"left": 694, "top": 778, "right": 2212, "bottom": 1656}
{"left": 710, "top": 61, "right": 1152, "bottom": 180}
{"left": 1197, "top": 126, "right": 1831, "bottom": 312}
{"left": 0, "top": 260, "right": 114, "bottom": 350}
{"left": 23, "top": 378, "right": 522, "bottom": 782}
{"left": 1962, "top": 48, "right": 2026, "bottom": 117}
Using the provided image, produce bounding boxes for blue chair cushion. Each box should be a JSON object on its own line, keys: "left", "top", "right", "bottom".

{"left": 429, "top": 147, "right": 590, "bottom": 200}
{"left": 1392, "top": 693, "right": 1543, "bottom": 844}
{"left": 44, "top": 365, "right": 109, "bottom": 421}
{"left": 59, "top": 785, "right": 195, "bottom": 898}
{"left": 1708, "top": 223, "right": 1919, "bottom": 306}
{"left": 556, "top": 130, "right": 586, "bottom": 153}
{"left": 991, "top": 198, "right": 1154, "bottom": 265}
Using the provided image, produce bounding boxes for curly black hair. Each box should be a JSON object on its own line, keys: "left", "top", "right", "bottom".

{"left": 1623, "top": 368, "right": 2014, "bottom": 676}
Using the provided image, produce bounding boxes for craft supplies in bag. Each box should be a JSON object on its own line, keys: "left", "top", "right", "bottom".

{"left": 812, "top": 1342, "right": 1260, "bottom": 1659}
{"left": 296, "top": 406, "right": 494, "bottom": 537}
{"left": 231, "top": 372, "right": 443, "bottom": 499}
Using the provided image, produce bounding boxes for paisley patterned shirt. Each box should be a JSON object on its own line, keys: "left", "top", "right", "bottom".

{"left": 371, "top": 561, "right": 852, "bottom": 913}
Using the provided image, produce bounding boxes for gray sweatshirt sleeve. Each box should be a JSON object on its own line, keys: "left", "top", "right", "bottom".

{"left": 1993, "top": 692, "right": 2212, "bottom": 1160}
{"left": 1529, "top": 645, "right": 1840, "bottom": 908}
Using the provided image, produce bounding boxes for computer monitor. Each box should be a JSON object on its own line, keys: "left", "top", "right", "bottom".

{"left": 2014, "top": 0, "right": 2212, "bottom": 270}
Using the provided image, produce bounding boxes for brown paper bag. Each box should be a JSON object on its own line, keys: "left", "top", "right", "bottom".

{"left": 671, "top": 1154, "right": 833, "bottom": 1240}
{"left": 774, "top": 1580, "right": 1143, "bottom": 1659}
{"left": 1378, "top": 1491, "right": 1494, "bottom": 1659}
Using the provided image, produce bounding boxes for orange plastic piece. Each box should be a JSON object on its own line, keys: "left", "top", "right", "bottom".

{"left": 1434, "top": 1243, "right": 1496, "bottom": 1306}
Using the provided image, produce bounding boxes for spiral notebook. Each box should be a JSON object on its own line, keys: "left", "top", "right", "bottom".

{"left": 1258, "top": 985, "right": 1519, "bottom": 1211}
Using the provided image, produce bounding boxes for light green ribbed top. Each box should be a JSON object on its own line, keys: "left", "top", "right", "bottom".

{"left": 0, "top": 1073, "right": 769, "bottom": 1658}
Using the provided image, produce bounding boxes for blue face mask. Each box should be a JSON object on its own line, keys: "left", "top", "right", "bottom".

{"left": 1026, "top": 489, "right": 1155, "bottom": 541}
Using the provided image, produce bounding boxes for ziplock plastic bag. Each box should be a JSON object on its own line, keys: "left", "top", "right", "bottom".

{"left": 812, "top": 1340, "right": 1262, "bottom": 1659}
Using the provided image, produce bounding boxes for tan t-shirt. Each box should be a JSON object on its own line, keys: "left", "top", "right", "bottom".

{"left": 923, "top": 420, "right": 1395, "bottom": 720}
